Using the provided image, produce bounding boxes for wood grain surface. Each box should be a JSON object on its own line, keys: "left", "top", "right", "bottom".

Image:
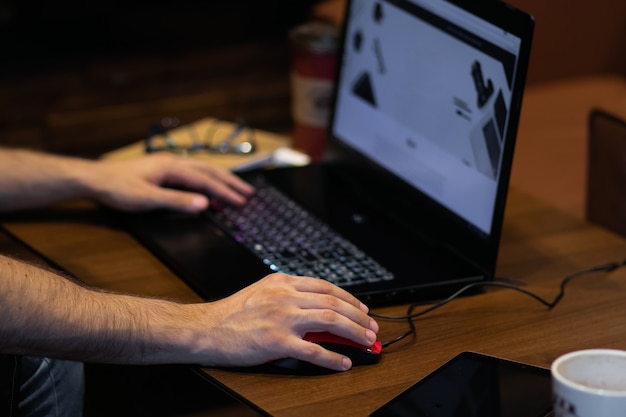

{"left": 3, "top": 188, "right": 626, "bottom": 416}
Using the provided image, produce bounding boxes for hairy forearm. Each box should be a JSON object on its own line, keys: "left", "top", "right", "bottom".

{"left": 0, "top": 255, "right": 215, "bottom": 364}
{"left": 0, "top": 254, "right": 380, "bottom": 370}
{"left": 0, "top": 148, "right": 96, "bottom": 212}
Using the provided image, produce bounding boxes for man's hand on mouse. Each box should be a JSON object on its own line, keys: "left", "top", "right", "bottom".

{"left": 86, "top": 153, "right": 255, "bottom": 212}
{"left": 188, "top": 273, "right": 379, "bottom": 371}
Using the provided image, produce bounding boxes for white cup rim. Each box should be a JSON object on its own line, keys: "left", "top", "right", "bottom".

{"left": 552, "top": 349, "right": 626, "bottom": 396}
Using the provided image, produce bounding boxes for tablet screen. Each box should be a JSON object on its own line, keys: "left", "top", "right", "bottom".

{"left": 370, "top": 352, "right": 552, "bottom": 417}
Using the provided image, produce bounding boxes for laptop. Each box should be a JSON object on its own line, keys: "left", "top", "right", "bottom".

{"left": 120, "top": 0, "right": 534, "bottom": 306}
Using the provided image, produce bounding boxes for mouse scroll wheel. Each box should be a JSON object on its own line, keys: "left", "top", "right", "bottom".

{"left": 369, "top": 339, "right": 383, "bottom": 355}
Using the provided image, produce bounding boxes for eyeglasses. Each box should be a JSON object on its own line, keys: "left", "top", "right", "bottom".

{"left": 145, "top": 118, "right": 257, "bottom": 156}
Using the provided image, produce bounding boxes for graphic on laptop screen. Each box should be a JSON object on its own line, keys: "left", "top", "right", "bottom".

{"left": 333, "top": 0, "right": 522, "bottom": 234}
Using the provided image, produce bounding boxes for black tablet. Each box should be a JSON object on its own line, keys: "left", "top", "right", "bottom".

{"left": 370, "top": 351, "right": 553, "bottom": 417}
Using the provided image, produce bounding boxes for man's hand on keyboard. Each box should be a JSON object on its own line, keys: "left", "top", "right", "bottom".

{"left": 0, "top": 149, "right": 255, "bottom": 213}
{"left": 192, "top": 273, "right": 379, "bottom": 371}
{"left": 87, "top": 153, "right": 255, "bottom": 212}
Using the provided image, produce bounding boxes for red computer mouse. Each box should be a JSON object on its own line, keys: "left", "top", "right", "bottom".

{"left": 304, "top": 332, "right": 383, "bottom": 365}
{"left": 272, "top": 332, "right": 382, "bottom": 371}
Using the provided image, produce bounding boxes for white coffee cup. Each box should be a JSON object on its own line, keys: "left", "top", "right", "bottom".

{"left": 552, "top": 349, "right": 626, "bottom": 417}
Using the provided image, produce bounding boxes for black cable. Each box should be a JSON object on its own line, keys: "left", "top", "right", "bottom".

{"left": 380, "top": 303, "right": 417, "bottom": 348}
{"left": 375, "top": 258, "right": 626, "bottom": 348}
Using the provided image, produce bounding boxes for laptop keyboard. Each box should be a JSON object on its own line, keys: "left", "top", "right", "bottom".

{"left": 209, "top": 177, "right": 395, "bottom": 287}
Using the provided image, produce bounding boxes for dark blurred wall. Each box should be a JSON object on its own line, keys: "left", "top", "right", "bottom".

{"left": 0, "top": 1, "right": 318, "bottom": 72}
{"left": 0, "top": 1, "right": 320, "bottom": 156}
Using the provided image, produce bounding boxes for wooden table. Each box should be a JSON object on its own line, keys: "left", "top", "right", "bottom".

{"left": 3, "top": 174, "right": 626, "bottom": 416}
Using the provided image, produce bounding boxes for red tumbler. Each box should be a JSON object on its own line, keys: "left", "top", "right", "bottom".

{"left": 289, "top": 22, "right": 338, "bottom": 162}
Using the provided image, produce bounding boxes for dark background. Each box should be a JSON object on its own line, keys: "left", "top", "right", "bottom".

{"left": 0, "top": 1, "right": 320, "bottom": 157}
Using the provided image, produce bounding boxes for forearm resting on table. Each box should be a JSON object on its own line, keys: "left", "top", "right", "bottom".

{"left": 0, "top": 148, "right": 96, "bottom": 212}
{"left": 0, "top": 255, "right": 214, "bottom": 365}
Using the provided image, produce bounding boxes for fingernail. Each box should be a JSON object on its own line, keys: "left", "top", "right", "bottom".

{"left": 359, "top": 302, "right": 369, "bottom": 313}
{"left": 342, "top": 357, "right": 352, "bottom": 370}
{"left": 369, "top": 318, "right": 379, "bottom": 332}
{"left": 366, "top": 329, "right": 377, "bottom": 345}
{"left": 190, "top": 196, "right": 208, "bottom": 211}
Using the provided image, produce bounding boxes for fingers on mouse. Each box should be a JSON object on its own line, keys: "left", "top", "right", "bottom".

{"left": 272, "top": 332, "right": 382, "bottom": 372}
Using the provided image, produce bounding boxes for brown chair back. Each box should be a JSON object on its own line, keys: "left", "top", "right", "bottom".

{"left": 587, "top": 109, "right": 626, "bottom": 237}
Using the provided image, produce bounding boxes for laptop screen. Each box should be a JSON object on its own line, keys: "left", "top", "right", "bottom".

{"left": 332, "top": 0, "right": 524, "bottom": 235}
